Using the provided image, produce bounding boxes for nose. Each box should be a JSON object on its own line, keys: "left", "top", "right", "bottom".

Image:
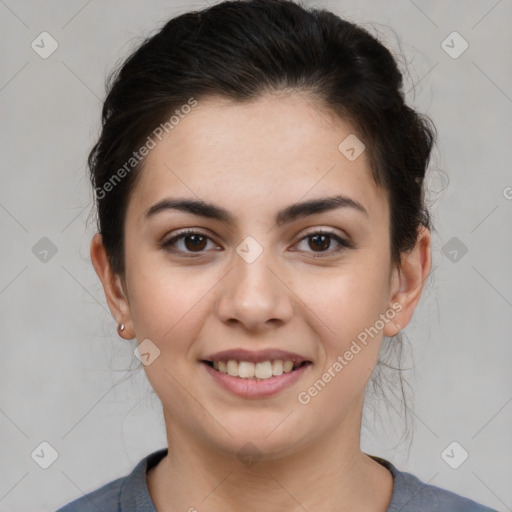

{"left": 215, "top": 248, "right": 294, "bottom": 333}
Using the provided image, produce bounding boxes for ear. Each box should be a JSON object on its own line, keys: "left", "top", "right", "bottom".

{"left": 383, "top": 226, "right": 432, "bottom": 337}
{"left": 90, "top": 233, "right": 133, "bottom": 339}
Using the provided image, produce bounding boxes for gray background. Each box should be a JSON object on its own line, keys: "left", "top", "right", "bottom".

{"left": 1, "top": 0, "right": 511, "bottom": 510}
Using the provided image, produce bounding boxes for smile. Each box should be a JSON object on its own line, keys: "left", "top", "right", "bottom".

{"left": 204, "top": 359, "right": 309, "bottom": 379}
{"left": 201, "top": 360, "right": 312, "bottom": 399}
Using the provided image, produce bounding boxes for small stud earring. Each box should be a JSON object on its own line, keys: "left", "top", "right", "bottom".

{"left": 118, "top": 323, "right": 125, "bottom": 333}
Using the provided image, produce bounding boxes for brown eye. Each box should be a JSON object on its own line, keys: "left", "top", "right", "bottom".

{"left": 183, "top": 234, "right": 207, "bottom": 251}
{"left": 295, "top": 230, "right": 352, "bottom": 257}
{"left": 308, "top": 233, "right": 331, "bottom": 252}
{"left": 162, "top": 230, "right": 219, "bottom": 255}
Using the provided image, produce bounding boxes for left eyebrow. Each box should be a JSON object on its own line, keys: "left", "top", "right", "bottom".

{"left": 144, "top": 194, "right": 369, "bottom": 225}
{"left": 275, "top": 195, "right": 368, "bottom": 226}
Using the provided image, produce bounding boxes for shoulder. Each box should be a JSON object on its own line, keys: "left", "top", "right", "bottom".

{"left": 372, "top": 457, "right": 498, "bottom": 512}
{"left": 55, "top": 475, "right": 125, "bottom": 512}
{"left": 54, "top": 448, "right": 168, "bottom": 512}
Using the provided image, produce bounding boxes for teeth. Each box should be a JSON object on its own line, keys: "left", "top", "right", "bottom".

{"left": 227, "top": 360, "right": 238, "bottom": 377}
{"left": 238, "top": 361, "right": 255, "bottom": 378}
{"left": 283, "top": 360, "right": 294, "bottom": 373}
{"left": 272, "top": 360, "right": 283, "bottom": 376}
{"left": 211, "top": 359, "right": 303, "bottom": 380}
{"left": 255, "top": 361, "right": 272, "bottom": 379}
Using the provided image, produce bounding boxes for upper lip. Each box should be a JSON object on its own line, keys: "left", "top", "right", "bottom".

{"left": 203, "top": 348, "right": 311, "bottom": 364}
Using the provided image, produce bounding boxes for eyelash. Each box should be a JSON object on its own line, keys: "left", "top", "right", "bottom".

{"left": 161, "top": 228, "right": 353, "bottom": 258}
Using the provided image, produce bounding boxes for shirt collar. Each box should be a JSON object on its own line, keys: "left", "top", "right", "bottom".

{"left": 120, "top": 448, "right": 168, "bottom": 511}
{"left": 119, "top": 449, "right": 404, "bottom": 511}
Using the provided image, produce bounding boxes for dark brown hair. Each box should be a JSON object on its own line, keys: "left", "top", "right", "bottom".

{"left": 89, "top": 0, "right": 436, "bottom": 277}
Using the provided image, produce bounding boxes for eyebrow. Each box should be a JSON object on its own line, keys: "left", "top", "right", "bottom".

{"left": 144, "top": 194, "right": 368, "bottom": 226}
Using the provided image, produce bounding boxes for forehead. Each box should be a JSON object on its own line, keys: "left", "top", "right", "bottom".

{"left": 127, "top": 93, "right": 387, "bottom": 223}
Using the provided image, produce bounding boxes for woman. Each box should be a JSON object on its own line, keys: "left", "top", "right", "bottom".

{"left": 57, "top": 0, "right": 497, "bottom": 510}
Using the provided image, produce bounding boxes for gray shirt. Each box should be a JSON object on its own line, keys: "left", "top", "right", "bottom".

{"left": 55, "top": 448, "right": 498, "bottom": 511}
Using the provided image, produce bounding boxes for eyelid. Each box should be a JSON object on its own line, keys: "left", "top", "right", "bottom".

{"left": 300, "top": 226, "right": 348, "bottom": 240}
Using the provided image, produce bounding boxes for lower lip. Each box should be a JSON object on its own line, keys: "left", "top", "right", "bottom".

{"left": 201, "top": 362, "right": 311, "bottom": 399}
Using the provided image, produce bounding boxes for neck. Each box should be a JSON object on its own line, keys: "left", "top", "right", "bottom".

{"left": 147, "top": 406, "right": 393, "bottom": 511}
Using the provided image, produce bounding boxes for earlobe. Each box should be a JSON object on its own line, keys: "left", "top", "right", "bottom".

{"left": 90, "top": 233, "right": 133, "bottom": 338}
{"left": 383, "top": 226, "right": 432, "bottom": 337}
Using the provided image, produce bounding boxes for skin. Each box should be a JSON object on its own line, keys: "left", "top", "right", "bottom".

{"left": 91, "top": 92, "right": 431, "bottom": 512}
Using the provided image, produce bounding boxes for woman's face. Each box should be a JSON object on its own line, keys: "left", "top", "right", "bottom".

{"left": 112, "top": 93, "right": 406, "bottom": 459}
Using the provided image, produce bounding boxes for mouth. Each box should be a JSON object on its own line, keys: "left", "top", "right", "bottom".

{"left": 201, "top": 359, "right": 312, "bottom": 380}
{"left": 200, "top": 358, "right": 312, "bottom": 399}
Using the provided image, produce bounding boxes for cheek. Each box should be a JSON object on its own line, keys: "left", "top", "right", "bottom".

{"left": 126, "top": 266, "right": 215, "bottom": 394}
{"left": 125, "top": 252, "right": 214, "bottom": 345}
{"left": 299, "top": 257, "right": 390, "bottom": 344}
{"left": 295, "top": 267, "right": 389, "bottom": 414}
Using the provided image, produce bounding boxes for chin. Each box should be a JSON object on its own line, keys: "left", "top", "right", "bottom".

{"left": 212, "top": 435, "right": 301, "bottom": 466}
{"left": 206, "top": 415, "right": 305, "bottom": 460}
